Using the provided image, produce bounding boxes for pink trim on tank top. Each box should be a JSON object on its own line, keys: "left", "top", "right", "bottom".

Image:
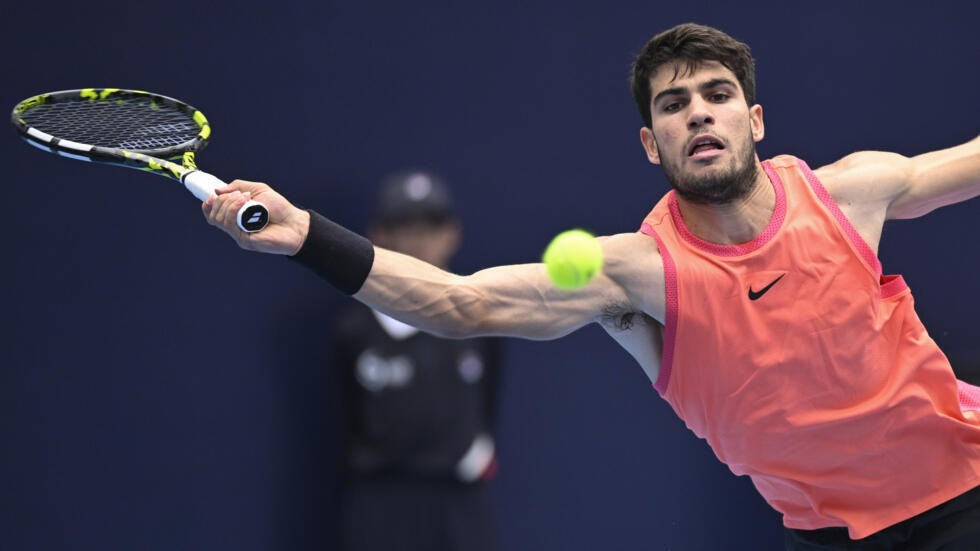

{"left": 879, "top": 274, "right": 909, "bottom": 299}
{"left": 958, "top": 380, "right": 980, "bottom": 412}
{"left": 666, "top": 160, "right": 787, "bottom": 257}
{"left": 796, "top": 158, "right": 883, "bottom": 277}
{"left": 639, "top": 222, "right": 677, "bottom": 395}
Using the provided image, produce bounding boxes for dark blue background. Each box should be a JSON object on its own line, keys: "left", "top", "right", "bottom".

{"left": 2, "top": 1, "right": 977, "bottom": 549}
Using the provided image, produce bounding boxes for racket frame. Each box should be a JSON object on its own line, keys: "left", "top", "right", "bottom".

{"left": 11, "top": 88, "right": 268, "bottom": 231}
{"left": 12, "top": 88, "right": 208, "bottom": 179}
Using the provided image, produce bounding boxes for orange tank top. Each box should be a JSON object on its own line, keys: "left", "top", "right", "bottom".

{"left": 639, "top": 155, "right": 980, "bottom": 538}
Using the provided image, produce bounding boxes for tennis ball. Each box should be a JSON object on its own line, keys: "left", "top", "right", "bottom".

{"left": 542, "top": 229, "right": 604, "bottom": 290}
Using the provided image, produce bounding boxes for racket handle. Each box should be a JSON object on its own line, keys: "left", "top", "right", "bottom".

{"left": 182, "top": 170, "right": 269, "bottom": 232}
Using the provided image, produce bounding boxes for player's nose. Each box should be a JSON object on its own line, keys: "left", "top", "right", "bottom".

{"left": 686, "top": 96, "right": 715, "bottom": 129}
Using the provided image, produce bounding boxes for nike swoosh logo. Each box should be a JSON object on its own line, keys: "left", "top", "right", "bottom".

{"left": 748, "top": 274, "right": 786, "bottom": 301}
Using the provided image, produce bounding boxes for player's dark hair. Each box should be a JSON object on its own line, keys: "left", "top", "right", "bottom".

{"left": 630, "top": 23, "right": 756, "bottom": 128}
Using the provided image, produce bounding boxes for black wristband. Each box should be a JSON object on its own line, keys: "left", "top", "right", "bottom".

{"left": 289, "top": 210, "right": 375, "bottom": 295}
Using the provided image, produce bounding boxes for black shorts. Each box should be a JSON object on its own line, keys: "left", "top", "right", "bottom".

{"left": 784, "top": 485, "right": 980, "bottom": 550}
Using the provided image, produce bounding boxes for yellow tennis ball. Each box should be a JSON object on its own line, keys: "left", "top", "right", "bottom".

{"left": 542, "top": 229, "right": 604, "bottom": 290}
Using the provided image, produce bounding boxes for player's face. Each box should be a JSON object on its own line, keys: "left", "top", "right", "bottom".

{"left": 640, "top": 61, "right": 765, "bottom": 204}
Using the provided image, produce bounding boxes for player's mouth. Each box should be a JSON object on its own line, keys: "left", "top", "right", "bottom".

{"left": 687, "top": 134, "right": 725, "bottom": 159}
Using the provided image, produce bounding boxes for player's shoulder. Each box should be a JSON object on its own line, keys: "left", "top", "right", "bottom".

{"left": 591, "top": 231, "right": 667, "bottom": 325}
{"left": 598, "top": 231, "right": 661, "bottom": 263}
{"left": 813, "top": 150, "right": 912, "bottom": 199}
{"left": 814, "top": 150, "right": 908, "bottom": 175}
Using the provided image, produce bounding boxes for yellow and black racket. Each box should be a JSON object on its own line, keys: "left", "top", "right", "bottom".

{"left": 11, "top": 88, "right": 268, "bottom": 232}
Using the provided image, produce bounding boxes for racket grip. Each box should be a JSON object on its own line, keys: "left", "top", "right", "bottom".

{"left": 183, "top": 170, "right": 269, "bottom": 232}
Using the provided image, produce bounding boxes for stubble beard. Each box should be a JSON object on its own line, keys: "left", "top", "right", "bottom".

{"left": 659, "top": 133, "right": 760, "bottom": 205}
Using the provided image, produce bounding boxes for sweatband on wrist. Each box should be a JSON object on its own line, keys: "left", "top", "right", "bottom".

{"left": 289, "top": 210, "right": 375, "bottom": 295}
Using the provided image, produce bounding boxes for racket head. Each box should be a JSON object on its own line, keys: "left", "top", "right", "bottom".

{"left": 11, "top": 88, "right": 212, "bottom": 180}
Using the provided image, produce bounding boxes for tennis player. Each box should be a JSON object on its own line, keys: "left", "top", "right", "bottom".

{"left": 204, "top": 23, "right": 980, "bottom": 550}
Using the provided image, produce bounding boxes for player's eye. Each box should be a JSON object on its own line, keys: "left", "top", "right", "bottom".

{"left": 663, "top": 101, "right": 683, "bottom": 113}
{"left": 709, "top": 93, "right": 730, "bottom": 102}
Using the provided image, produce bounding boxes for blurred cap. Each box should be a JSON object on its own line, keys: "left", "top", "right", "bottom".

{"left": 374, "top": 170, "right": 456, "bottom": 225}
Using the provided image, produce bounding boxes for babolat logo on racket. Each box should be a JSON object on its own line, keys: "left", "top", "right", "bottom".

{"left": 11, "top": 88, "right": 269, "bottom": 233}
{"left": 241, "top": 204, "right": 270, "bottom": 231}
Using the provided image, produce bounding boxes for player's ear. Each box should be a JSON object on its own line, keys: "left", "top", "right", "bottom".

{"left": 750, "top": 104, "right": 765, "bottom": 143}
{"left": 640, "top": 127, "right": 661, "bottom": 165}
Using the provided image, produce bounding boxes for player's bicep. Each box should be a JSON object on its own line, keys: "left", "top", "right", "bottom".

{"left": 820, "top": 151, "right": 910, "bottom": 208}
{"left": 824, "top": 139, "right": 980, "bottom": 222}
{"left": 459, "top": 262, "right": 630, "bottom": 340}
{"left": 471, "top": 231, "right": 668, "bottom": 341}
{"left": 356, "top": 247, "right": 624, "bottom": 340}
{"left": 888, "top": 137, "right": 980, "bottom": 219}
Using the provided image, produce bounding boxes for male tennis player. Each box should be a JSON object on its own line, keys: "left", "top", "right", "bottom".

{"left": 204, "top": 23, "right": 980, "bottom": 550}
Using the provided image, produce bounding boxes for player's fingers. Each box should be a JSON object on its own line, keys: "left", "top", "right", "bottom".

{"left": 202, "top": 195, "right": 215, "bottom": 217}
{"left": 227, "top": 179, "right": 269, "bottom": 195}
{"left": 205, "top": 192, "right": 235, "bottom": 226}
{"left": 208, "top": 191, "right": 240, "bottom": 229}
{"left": 218, "top": 192, "right": 248, "bottom": 227}
{"left": 212, "top": 179, "right": 258, "bottom": 196}
{"left": 208, "top": 193, "right": 258, "bottom": 249}
{"left": 203, "top": 195, "right": 226, "bottom": 227}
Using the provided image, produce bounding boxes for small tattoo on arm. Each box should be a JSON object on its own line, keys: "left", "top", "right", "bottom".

{"left": 602, "top": 304, "right": 637, "bottom": 331}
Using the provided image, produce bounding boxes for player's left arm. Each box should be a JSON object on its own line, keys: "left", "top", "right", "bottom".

{"left": 886, "top": 134, "right": 980, "bottom": 219}
{"left": 822, "top": 135, "right": 980, "bottom": 221}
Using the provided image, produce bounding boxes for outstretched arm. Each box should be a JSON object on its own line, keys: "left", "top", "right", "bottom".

{"left": 202, "top": 180, "right": 645, "bottom": 341}
{"left": 355, "top": 247, "right": 627, "bottom": 339}
{"left": 816, "top": 134, "right": 979, "bottom": 252}
{"left": 889, "top": 135, "right": 980, "bottom": 219}
{"left": 821, "top": 134, "right": 980, "bottom": 220}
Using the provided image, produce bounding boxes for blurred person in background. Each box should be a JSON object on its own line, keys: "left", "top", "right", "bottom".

{"left": 329, "top": 170, "right": 502, "bottom": 551}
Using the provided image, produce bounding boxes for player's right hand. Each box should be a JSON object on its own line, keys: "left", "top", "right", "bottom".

{"left": 202, "top": 180, "right": 310, "bottom": 256}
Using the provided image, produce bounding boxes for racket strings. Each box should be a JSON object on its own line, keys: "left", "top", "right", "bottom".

{"left": 21, "top": 98, "right": 200, "bottom": 151}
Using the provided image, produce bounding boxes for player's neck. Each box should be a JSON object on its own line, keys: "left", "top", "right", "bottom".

{"left": 675, "top": 167, "right": 774, "bottom": 245}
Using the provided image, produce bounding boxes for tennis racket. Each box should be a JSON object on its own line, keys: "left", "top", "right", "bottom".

{"left": 10, "top": 88, "right": 268, "bottom": 232}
